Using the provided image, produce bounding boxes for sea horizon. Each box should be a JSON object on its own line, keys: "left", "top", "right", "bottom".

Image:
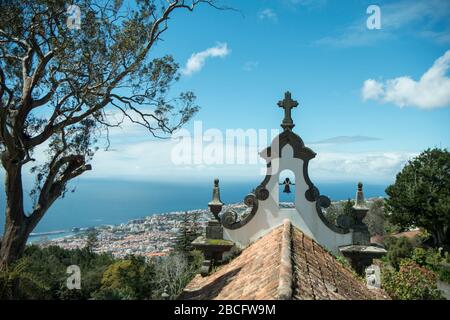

{"left": 0, "top": 178, "right": 389, "bottom": 236}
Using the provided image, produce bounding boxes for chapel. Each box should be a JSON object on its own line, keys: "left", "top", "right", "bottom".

{"left": 180, "top": 92, "right": 388, "bottom": 300}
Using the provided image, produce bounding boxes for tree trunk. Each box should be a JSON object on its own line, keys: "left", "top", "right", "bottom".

{"left": 0, "top": 219, "right": 30, "bottom": 270}
{"left": 432, "top": 227, "right": 447, "bottom": 250}
{"left": 0, "top": 150, "right": 61, "bottom": 270}
{"left": 0, "top": 152, "right": 28, "bottom": 270}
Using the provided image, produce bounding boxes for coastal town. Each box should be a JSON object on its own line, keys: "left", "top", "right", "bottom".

{"left": 35, "top": 210, "right": 209, "bottom": 259}
{"left": 30, "top": 199, "right": 382, "bottom": 259}
{"left": 33, "top": 203, "right": 253, "bottom": 259}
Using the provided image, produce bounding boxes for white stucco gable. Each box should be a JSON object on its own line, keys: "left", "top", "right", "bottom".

{"left": 215, "top": 92, "right": 354, "bottom": 255}
{"left": 222, "top": 143, "right": 352, "bottom": 255}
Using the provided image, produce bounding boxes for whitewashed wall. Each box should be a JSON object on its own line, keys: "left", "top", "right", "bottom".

{"left": 223, "top": 144, "right": 353, "bottom": 255}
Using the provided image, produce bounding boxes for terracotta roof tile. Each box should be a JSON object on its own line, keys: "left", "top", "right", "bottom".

{"left": 393, "top": 229, "right": 423, "bottom": 239}
{"left": 180, "top": 220, "right": 389, "bottom": 300}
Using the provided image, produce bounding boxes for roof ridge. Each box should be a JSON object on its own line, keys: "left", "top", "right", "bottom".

{"left": 277, "top": 219, "right": 293, "bottom": 300}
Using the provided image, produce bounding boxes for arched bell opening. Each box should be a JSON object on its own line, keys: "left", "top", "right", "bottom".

{"left": 278, "top": 169, "right": 295, "bottom": 208}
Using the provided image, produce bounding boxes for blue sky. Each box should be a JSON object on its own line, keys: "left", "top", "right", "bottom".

{"left": 2, "top": 0, "right": 450, "bottom": 232}
{"left": 16, "top": 0, "right": 450, "bottom": 186}
{"left": 164, "top": 0, "right": 450, "bottom": 137}
{"left": 71, "top": 0, "right": 450, "bottom": 185}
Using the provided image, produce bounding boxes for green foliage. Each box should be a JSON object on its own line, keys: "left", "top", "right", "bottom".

{"left": 335, "top": 255, "right": 352, "bottom": 270}
{"left": 325, "top": 200, "right": 354, "bottom": 226}
{"left": 93, "top": 255, "right": 155, "bottom": 300}
{"left": 383, "top": 219, "right": 402, "bottom": 235}
{"left": 91, "top": 286, "right": 136, "bottom": 300}
{"left": 385, "top": 237, "right": 414, "bottom": 269}
{"left": 85, "top": 230, "right": 99, "bottom": 253}
{"left": 4, "top": 244, "right": 202, "bottom": 300}
{"left": 334, "top": 255, "right": 363, "bottom": 280}
{"left": 384, "top": 234, "right": 450, "bottom": 288}
{"left": 343, "top": 199, "right": 355, "bottom": 216}
{"left": 324, "top": 203, "right": 339, "bottom": 225}
{"left": 189, "top": 250, "right": 204, "bottom": 272}
{"left": 364, "top": 199, "right": 385, "bottom": 236}
{"left": 0, "top": 258, "right": 49, "bottom": 299}
{"left": 385, "top": 148, "right": 450, "bottom": 249}
{"left": 175, "top": 211, "right": 201, "bottom": 255}
{"left": 382, "top": 259, "right": 443, "bottom": 300}
{"left": 205, "top": 239, "right": 234, "bottom": 246}
{"left": 410, "top": 247, "right": 428, "bottom": 266}
{"left": 411, "top": 248, "right": 450, "bottom": 283}
{"left": 330, "top": 199, "right": 356, "bottom": 227}
{"left": 21, "top": 244, "right": 114, "bottom": 299}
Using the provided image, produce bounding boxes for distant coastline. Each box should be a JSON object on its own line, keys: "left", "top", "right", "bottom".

{"left": 28, "top": 196, "right": 384, "bottom": 246}
{"left": 28, "top": 228, "right": 90, "bottom": 243}
{"left": 30, "top": 230, "right": 70, "bottom": 237}
{"left": 4, "top": 181, "right": 388, "bottom": 238}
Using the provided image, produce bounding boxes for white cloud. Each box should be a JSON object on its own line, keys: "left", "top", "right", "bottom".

{"left": 19, "top": 125, "right": 415, "bottom": 185}
{"left": 362, "top": 50, "right": 450, "bottom": 109}
{"left": 361, "top": 79, "right": 384, "bottom": 101}
{"left": 182, "top": 43, "right": 230, "bottom": 76}
{"left": 79, "top": 132, "right": 415, "bottom": 184}
{"left": 20, "top": 117, "right": 415, "bottom": 185}
{"left": 310, "top": 151, "right": 415, "bottom": 183}
{"left": 258, "top": 8, "right": 277, "bottom": 22}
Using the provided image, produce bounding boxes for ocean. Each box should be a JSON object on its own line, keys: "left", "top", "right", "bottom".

{"left": 0, "top": 179, "right": 388, "bottom": 235}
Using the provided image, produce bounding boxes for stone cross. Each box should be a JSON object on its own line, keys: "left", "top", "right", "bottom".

{"left": 277, "top": 91, "right": 299, "bottom": 130}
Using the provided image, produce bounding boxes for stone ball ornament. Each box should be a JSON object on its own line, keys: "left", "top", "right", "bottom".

{"left": 318, "top": 195, "right": 331, "bottom": 208}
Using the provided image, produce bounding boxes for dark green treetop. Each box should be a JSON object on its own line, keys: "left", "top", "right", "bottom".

{"left": 385, "top": 148, "right": 450, "bottom": 250}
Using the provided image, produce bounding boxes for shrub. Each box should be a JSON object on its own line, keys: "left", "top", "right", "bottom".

{"left": 382, "top": 259, "right": 443, "bottom": 300}
{"left": 364, "top": 199, "right": 385, "bottom": 236}
{"left": 411, "top": 248, "right": 450, "bottom": 283}
{"left": 2, "top": 245, "right": 202, "bottom": 299}
{"left": 0, "top": 258, "right": 49, "bottom": 299}
{"left": 22, "top": 245, "right": 114, "bottom": 299}
{"left": 386, "top": 237, "right": 414, "bottom": 269}
{"left": 94, "top": 255, "right": 155, "bottom": 300}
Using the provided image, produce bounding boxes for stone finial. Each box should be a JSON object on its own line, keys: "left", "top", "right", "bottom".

{"left": 351, "top": 181, "right": 370, "bottom": 244}
{"left": 193, "top": 178, "right": 235, "bottom": 276}
{"left": 277, "top": 91, "right": 299, "bottom": 131}
{"left": 339, "top": 182, "right": 387, "bottom": 275}
{"left": 208, "top": 178, "right": 224, "bottom": 220}
{"left": 354, "top": 182, "right": 367, "bottom": 210}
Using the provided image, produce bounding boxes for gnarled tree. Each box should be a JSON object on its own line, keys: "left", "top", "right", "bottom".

{"left": 0, "top": 0, "right": 220, "bottom": 269}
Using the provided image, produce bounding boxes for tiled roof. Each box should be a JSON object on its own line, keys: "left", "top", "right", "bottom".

{"left": 393, "top": 229, "right": 423, "bottom": 239}
{"left": 369, "top": 229, "right": 424, "bottom": 246}
{"left": 180, "top": 219, "right": 389, "bottom": 300}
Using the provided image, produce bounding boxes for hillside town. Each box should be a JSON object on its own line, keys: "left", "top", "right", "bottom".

{"left": 35, "top": 203, "right": 253, "bottom": 258}
{"left": 32, "top": 199, "right": 384, "bottom": 259}
{"left": 36, "top": 210, "right": 209, "bottom": 259}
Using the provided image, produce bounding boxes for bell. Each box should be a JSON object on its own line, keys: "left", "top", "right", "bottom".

{"left": 282, "top": 177, "right": 292, "bottom": 193}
